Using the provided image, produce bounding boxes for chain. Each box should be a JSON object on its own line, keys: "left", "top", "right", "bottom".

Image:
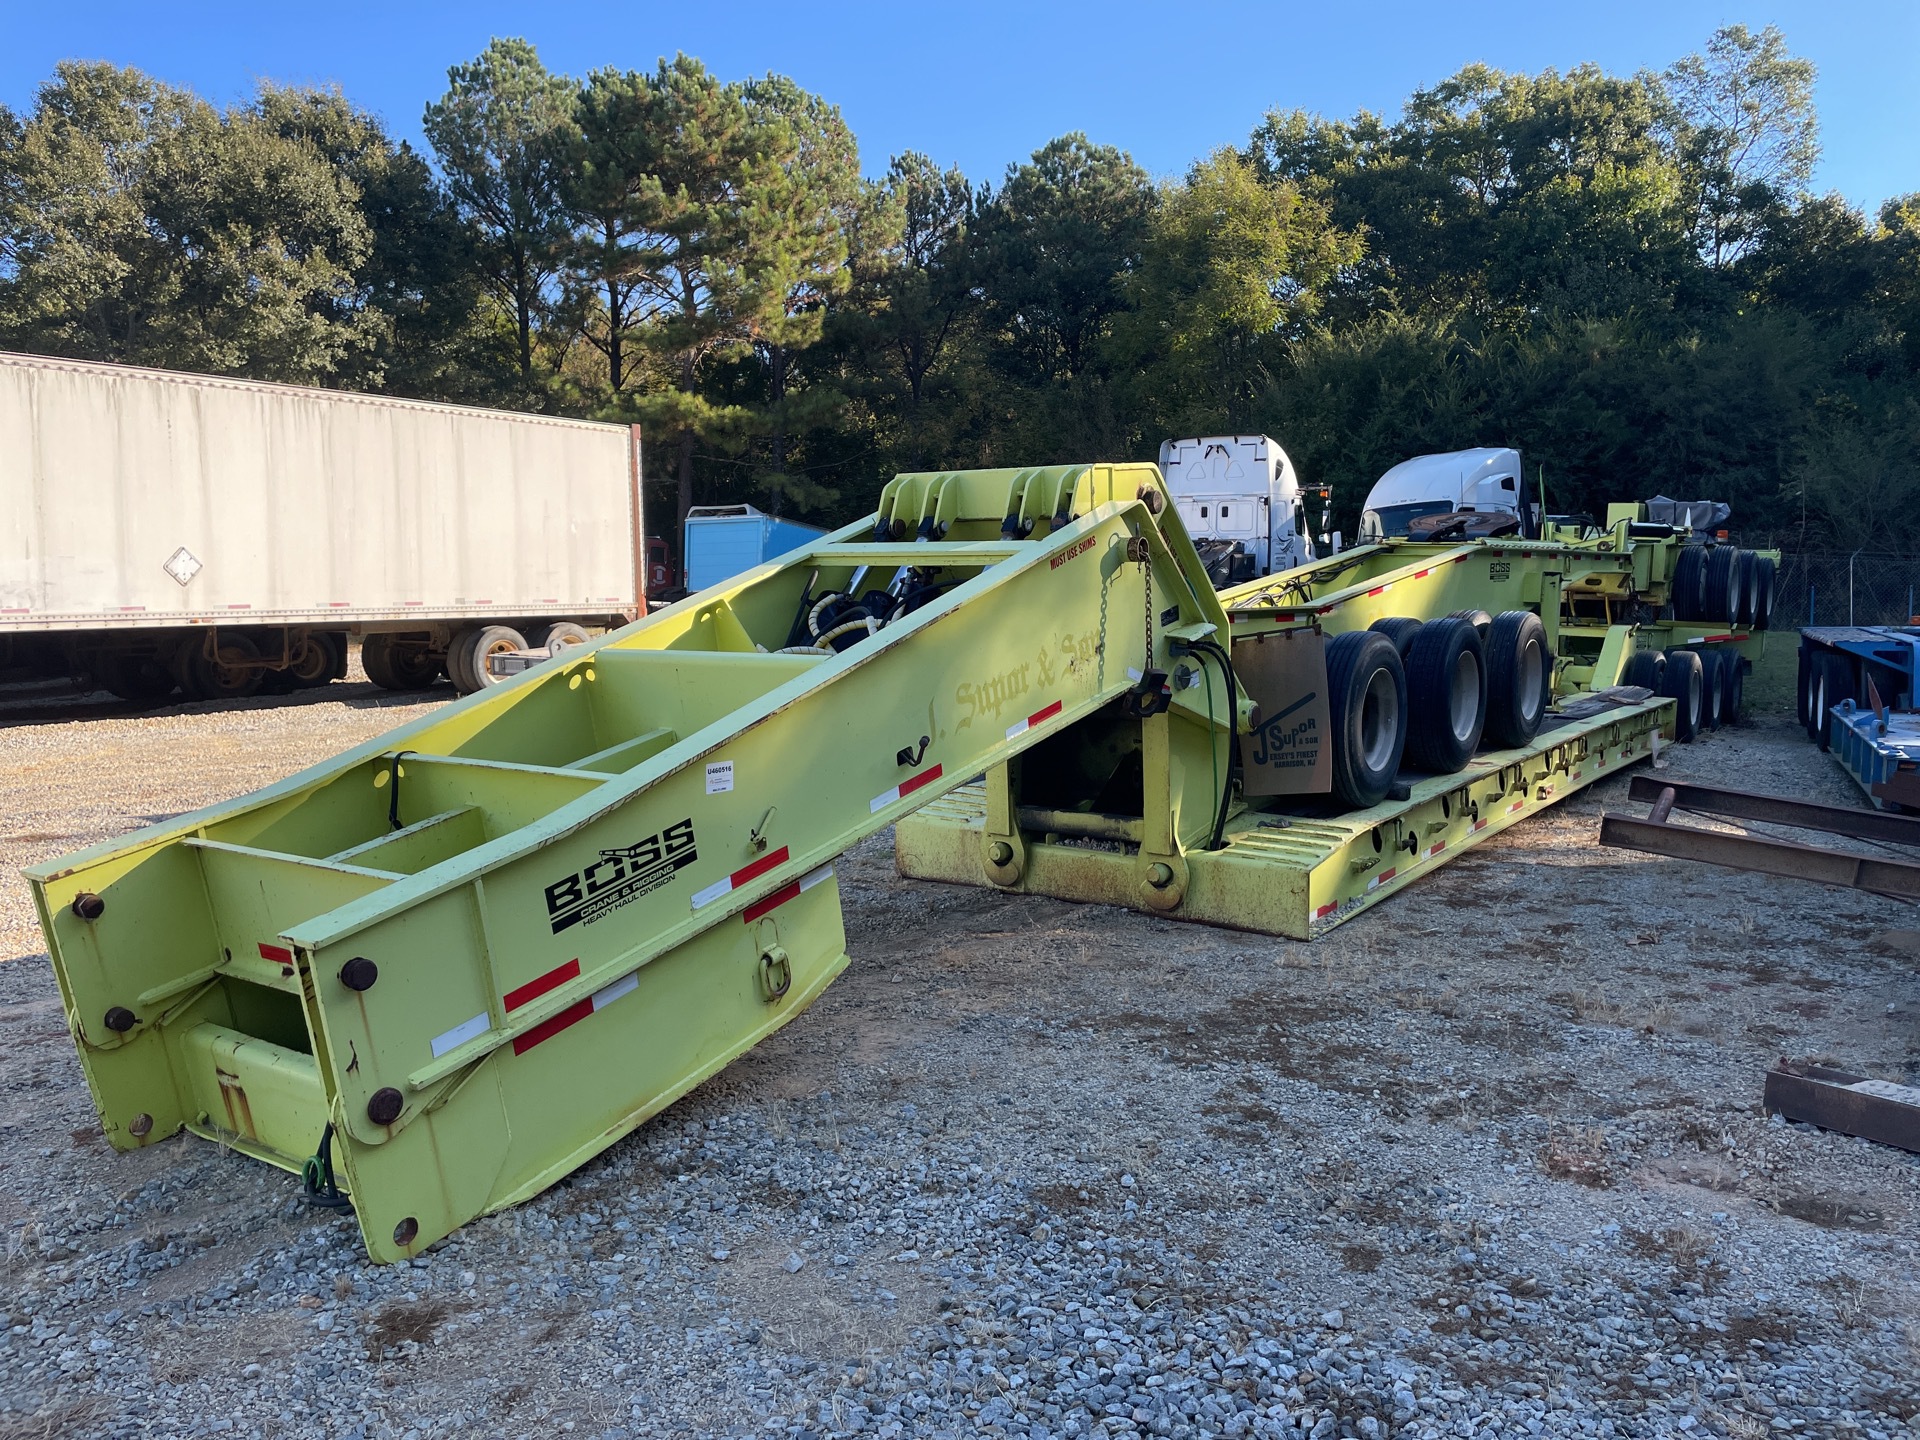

{"left": 1143, "top": 552, "right": 1154, "bottom": 667}
{"left": 1126, "top": 535, "right": 1154, "bottom": 669}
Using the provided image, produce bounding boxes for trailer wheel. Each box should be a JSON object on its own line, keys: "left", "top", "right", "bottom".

{"left": 1703, "top": 547, "right": 1741, "bottom": 624}
{"left": 1405, "top": 616, "right": 1486, "bottom": 772}
{"left": 1796, "top": 645, "right": 1812, "bottom": 734}
{"left": 1326, "top": 630, "right": 1407, "bottom": 809}
{"left": 1447, "top": 609, "right": 1493, "bottom": 639}
{"left": 444, "top": 626, "right": 481, "bottom": 693}
{"left": 1621, "top": 650, "right": 1664, "bottom": 690}
{"left": 541, "top": 622, "right": 594, "bottom": 655}
{"left": 1659, "top": 648, "right": 1703, "bottom": 741}
{"left": 1813, "top": 651, "right": 1854, "bottom": 751}
{"left": 1697, "top": 649, "right": 1726, "bottom": 730}
{"left": 360, "top": 633, "right": 401, "bottom": 689}
{"left": 1721, "top": 649, "right": 1745, "bottom": 724}
{"left": 176, "top": 633, "right": 264, "bottom": 702}
{"left": 1367, "top": 616, "right": 1423, "bottom": 659}
{"left": 461, "top": 625, "right": 528, "bottom": 691}
{"left": 389, "top": 644, "right": 442, "bottom": 689}
{"left": 1731, "top": 552, "right": 1756, "bottom": 626}
{"left": 1670, "top": 547, "right": 1705, "bottom": 621}
{"left": 93, "top": 650, "right": 176, "bottom": 702}
{"left": 1483, "top": 610, "right": 1550, "bottom": 748}
{"left": 1752, "top": 556, "right": 1776, "bottom": 630}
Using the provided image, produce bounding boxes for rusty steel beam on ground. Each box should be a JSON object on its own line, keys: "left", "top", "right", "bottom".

{"left": 1624, "top": 775, "right": 1920, "bottom": 848}
{"left": 1764, "top": 1060, "right": 1920, "bottom": 1154}
{"left": 1598, "top": 804, "right": 1920, "bottom": 900}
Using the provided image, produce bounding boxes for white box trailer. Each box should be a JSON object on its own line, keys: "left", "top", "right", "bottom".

{"left": 0, "top": 352, "right": 643, "bottom": 699}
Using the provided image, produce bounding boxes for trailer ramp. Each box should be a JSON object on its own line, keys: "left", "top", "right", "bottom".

{"left": 28, "top": 463, "right": 1234, "bottom": 1261}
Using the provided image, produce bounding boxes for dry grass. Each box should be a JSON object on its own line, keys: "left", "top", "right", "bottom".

{"left": 369, "top": 1297, "right": 455, "bottom": 1360}
{"left": 1540, "top": 1127, "right": 1615, "bottom": 1188}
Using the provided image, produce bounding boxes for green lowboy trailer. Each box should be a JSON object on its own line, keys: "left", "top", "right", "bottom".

{"left": 25, "top": 462, "right": 1762, "bottom": 1261}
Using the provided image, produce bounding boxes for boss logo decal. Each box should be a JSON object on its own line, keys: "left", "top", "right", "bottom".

{"left": 544, "top": 818, "right": 697, "bottom": 934}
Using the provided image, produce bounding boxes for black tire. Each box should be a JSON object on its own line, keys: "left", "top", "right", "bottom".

{"left": 1670, "top": 548, "right": 1705, "bottom": 621}
{"left": 1752, "top": 556, "right": 1776, "bottom": 630}
{"left": 1447, "top": 608, "right": 1493, "bottom": 639}
{"left": 360, "top": 633, "right": 401, "bottom": 690}
{"left": 1367, "top": 616, "right": 1424, "bottom": 660}
{"left": 465, "top": 625, "right": 529, "bottom": 691}
{"left": 1326, "top": 630, "right": 1408, "bottom": 809}
{"left": 1796, "top": 646, "right": 1813, "bottom": 735}
{"left": 258, "top": 666, "right": 301, "bottom": 696}
{"left": 1660, "top": 648, "right": 1704, "bottom": 742}
{"left": 93, "top": 650, "right": 176, "bottom": 702}
{"left": 175, "top": 632, "right": 264, "bottom": 702}
{"left": 444, "top": 626, "right": 481, "bottom": 693}
{"left": 1703, "top": 547, "right": 1740, "bottom": 624}
{"left": 1731, "top": 552, "right": 1756, "bottom": 626}
{"left": 1484, "top": 610, "right": 1551, "bottom": 748}
{"left": 1405, "top": 616, "right": 1487, "bottom": 773}
{"left": 1697, "top": 649, "right": 1725, "bottom": 731}
{"left": 297, "top": 632, "right": 346, "bottom": 689}
{"left": 1622, "top": 650, "right": 1664, "bottom": 690}
{"left": 1813, "top": 651, "right": 1854, "bottom": 751}
{"left": 386, "top": 640, "right": 443, "bottom": 689}
{"left": 1721, "top": 650, "right": 1745, "bottom": 724}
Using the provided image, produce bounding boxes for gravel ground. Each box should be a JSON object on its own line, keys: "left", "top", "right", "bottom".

{"left": 2, "top": 665, "right": 1917, "bottom": 1439}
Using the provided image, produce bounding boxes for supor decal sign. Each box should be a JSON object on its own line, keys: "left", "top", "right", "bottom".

{"left": 1233, "top": 627, "right": 1333, "bottom": 797}
{"left": 544, "top": 819, "right": 697, "bottom": 933}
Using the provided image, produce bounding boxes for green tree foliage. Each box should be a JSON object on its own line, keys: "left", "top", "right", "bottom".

{"left": 423, "top": 38, "right": 578, "bottom": 390}
{"left": 1118, "top": 148, "right": 1359, "bottom": 437}
{"left": 0, "top": 63, "right": 388, "bottom": 381}
{"left": 1663, "top": 24, "right": 1819, "bottom": 268}
{"left": 2, "top": 25, "right": 1914, "bottom": 549}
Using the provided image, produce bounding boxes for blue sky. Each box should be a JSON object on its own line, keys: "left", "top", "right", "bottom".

{"left": 4, "top": 1, "right": 1914, "bottom": 212}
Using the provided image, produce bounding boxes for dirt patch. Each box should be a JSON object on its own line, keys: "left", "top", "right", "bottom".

{"left": 1771, "top": 1188, "right": 1887, "bottom": 1231}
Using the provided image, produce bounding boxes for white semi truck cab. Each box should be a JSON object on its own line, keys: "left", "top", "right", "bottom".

{"left": 1359, "top": 447, "right": 1538, "bottom": 542}
{"left": 1157, "top": 435, "right": 1320, "bottom": 586}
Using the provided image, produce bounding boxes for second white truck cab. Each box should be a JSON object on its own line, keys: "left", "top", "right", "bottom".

{"left": 1359, "top": 447, "right": 1536, "bottom": 542}
{"left": 1157, "top": 435, "right": 1318, "bottom": 585}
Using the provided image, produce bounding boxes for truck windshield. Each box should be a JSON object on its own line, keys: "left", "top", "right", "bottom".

{"left": 1360, "top": 501, "right": 1455, "bottom": 541}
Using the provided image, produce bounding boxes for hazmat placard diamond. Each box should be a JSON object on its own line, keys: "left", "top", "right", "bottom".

{"left": 162, "top": 546, "right": 202, "bottom": 586}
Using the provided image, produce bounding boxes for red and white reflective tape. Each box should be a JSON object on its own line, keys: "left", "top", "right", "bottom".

{"left": 431, "top": 955, "right": 578, "bottom": 1059}
{"left": 1471, "top": 818, "right": 1489, "bottom": 833}
{"left": 1413, "top": 568, "right": 1431, "bottom": 580}
{"left": 512, "top": 968, "right": 639, "bottom": 1057}
{"left": 1365, "top": 866, "right": 1398, "bottom": 893}
{"left": 1367, "top": 585, "right": 1387, "bottom": 598}
{"left": 1508, "top": 799, "right": 1526, "bottom": 814}
{"left": 870, "top": 765, "right": 943, "bottom": 814}
{"left": 257, "top": 941, "right": 293, "bottom": 966}
{"left": 742, "top": 863, "right": 834, "bottom": 924}
{"left": 1570, "top": 770, "right": 1584, "bottom": 782}
{"left": 691, "top": 847, "right": 790, "bottom": 910}
{"left": 1313, "top": 900, "right": 1339, "bottom": 920}
{"left": 1423, "top": 841, "right": 1447, "bottom": 861}
{"left": 1005, "top": 700, "right": 1063, "bottom": 742}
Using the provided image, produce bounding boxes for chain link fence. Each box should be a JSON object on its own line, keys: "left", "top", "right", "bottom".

{"left": 1769, "top": 553, "right": 1920, "bottom": 629}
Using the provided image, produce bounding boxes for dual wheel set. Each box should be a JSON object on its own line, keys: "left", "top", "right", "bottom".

{"left": 360, "top": 621, "right": 595, "bottom": 695}
{"left": 1670, "top": 545, "right": 1776, "bottom": 628}
{"left": 91, "top": 630, "right": 344, "bottom": 703}
{"left": 1620, "top": 645, "right": 1745, "bottom": 741}
{"left": 1321, "top": 610, "right": 1554, "bottom": 808}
